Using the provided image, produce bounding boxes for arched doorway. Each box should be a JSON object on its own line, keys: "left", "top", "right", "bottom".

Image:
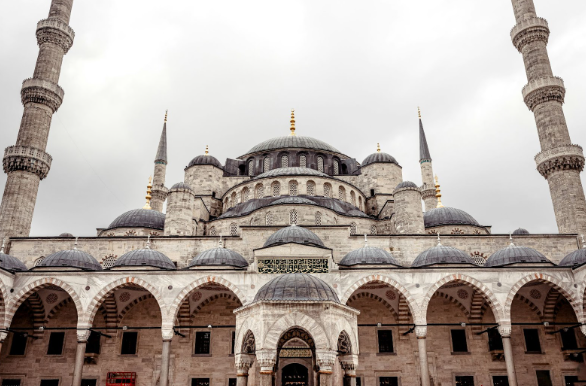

{"left": 282, "top": 363, "right": 309, "bottom": 386}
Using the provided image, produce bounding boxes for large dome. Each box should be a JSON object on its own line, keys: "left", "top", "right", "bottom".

{"left": 412, "top": 245, "right": 476, "bottom": 267}
{"left": 339, "top": 245, "right": 400, "bottom": 267}
{"left": 112, "top": 248, "right": 176, "bottom": 270}
{"left": 189, "top": 247, "right": 248, "bottom": 268}
{"left": 424, "top": 207, "right": 480, "bottom": 228}
{"left": 254, "top": 167, "right": 329, "bottom": 180}
{"left": 107, "top": 209, "right": 166, "bottom": 231}
{"left": 0, "top": 251, "right": 27, "bottom": 272}
{"left": 264, "top": 226, "right": 325, "bottom": 248}
{"left": 37, "top": 250, "right": 102, "bottom": 271}
{"left": 253, "top": 273, "right": 340, "bottom": 303}
{"left": 362, "top": 152, "right": 400, "bottom": 167}
{"left": 485, "top": 245, "right": 552, "bottom": 267}
{"left": 186, "top": 155, "right": 223, "bottom": 169}
{"left": 242, "top": 136, "right": 342, "bottom": 157}
{"left": 559, "top": 248, "right": 586, "bottom": 267}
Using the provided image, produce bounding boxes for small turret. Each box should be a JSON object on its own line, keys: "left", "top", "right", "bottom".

{"left": 392, "top": 181, "right": 425, "bottom": 234}
{"left": 151, "top": 111, "right": 169, "bottom": 212}
{"left": 164, "top": 182, "right": 196, "bottom": 236}
{"left": 418, "top": 108, "right": 437, "bottom": 211}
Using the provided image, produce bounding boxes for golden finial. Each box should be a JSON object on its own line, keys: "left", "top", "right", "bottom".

{"left": 418, "top": 106, "right": 421, "bottom": 119}
{"left": 434, "top": 175, "right": 444, "bottom": 208}
{"left": 205, "top": 145, "right": 209, "bottom": 156}
{"left": 290, "top": 109, "right": 296, "bottom": 136}
{"left": 377, "top": 143, "right": 381, "bottom": 153}
{"left": 143, "top": 176, "right": 153, "bottom": 210}
{"left": 164, "top": 110, "right": 168, "bottom": 123}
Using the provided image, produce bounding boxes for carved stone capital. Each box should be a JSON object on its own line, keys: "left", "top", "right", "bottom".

{"left": 235, "top": 353, "right": 254, "bottom": 374}
{"left": 151, "top": 187, "right": 169, "bottom": 202}
{"left": 36, "top": 18, "right": 75, "bottom": 53}
{"left": 316, "top": 350, "right": 337, "bottom": 373}
{"left": 580, "top": 325, "right": 586, "bottom": 338}
{"left": 511, "top": 17, "right": 549, "bottom": 52}
{"left": 256, "top": 349, "right": 276, "bottom": 372}
{"left": 415, "top": 326, "right": 427, "bottom": 338}
{"left": 76, "top": 329, "right": 91, "bottom": 342}
{"left": 0, "top": 332, "right": 8, "bottom": 342}
{"left": 498, "top": 323, "right": 512, "bottom": 338}
{"left": 161, "top": 328, "right": 174, "bottom": 341}
{"left": 21, "top": 78, "right": 64, "bottom": 113}
{"left": 339, "top": 354, "right": 359, "bottom": 374}
{"left": 3, "top": 145, "right": 53, "bottom": 179}
{"left": 535, "top": 144, "right": 585, "bottom": 178}
{"left": 522, "top": 76, "right": 565, "bottom": 111}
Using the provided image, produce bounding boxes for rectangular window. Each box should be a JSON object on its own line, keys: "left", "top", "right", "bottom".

{"left": 9, "top": 333, "right": 27, "bottom": 356}
{"left": 85, "top": 331, "right": 101, "bottom": 354}
{"left": 377, "top": 330, "right": 394, "bottom": 353}
{"left": 379, "top": 377, "right": 398, "bottom": 386}
{"left": 356, "top": 378, "right": 362, "bottom": 386}
{"left": 451, "top": 330, "right": 468, "bottom": 353}
{"left": 488, "top": 328, "right": 503, "bottom": 351}
{"left": 536, "top": 370, "right": 553, "bottom": 386}
{"left": 40, "top": 381, "right": 59, "bottom": 386}
{"left": 492, "top": 376, "right": 509, "bottom": 386}
{"left": 47, "top": 332, "right": 65, "bottom": 355}
{"left": 121, "top": 331, "right": 138, "bottom": 355}
{"left": 1, "top": 380, "right": 21, "bottom": 386}
{"left": 228, "top": 379, "right": 236, "bottom": 386}
{"left": 524, "top": 329, "right": 542, "bottom": 353}
{"left": 231, "top": 331, "right": 236, "bottom": 355}
{"left": 455, "top": 376, "right": 474, "bottom": 386}
{"left": 561, "top": 329, "right": 578, "bottom": 350}
{"left": 195, "top": 331, "right": 211, "bottom": 354}
{"left": 81, "top": 381, "right": 97, "bottom": 386}
{"left": 565, "top": 376, "right": 579, "bottom": 386}
{"left": 191, "top": 379, "right": 210, "bottom": 386}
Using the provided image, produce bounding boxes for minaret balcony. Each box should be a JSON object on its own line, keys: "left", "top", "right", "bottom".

{"left": 511, "top": 17, "right": 549, "bottom": 52}
{"left": 3, "top": 145, "right": 53, "bottom": 180}
{"left": 522, "top": 76, "right": 565, "bottom": 111}
{"left": 36, "top": 18, "right": 75, "bottom": 53}
{"left": 21, "top": 78, "right": 64, "bottom": 113}
{"left": 535, "top": 144, "right": 585, "bottom": 178}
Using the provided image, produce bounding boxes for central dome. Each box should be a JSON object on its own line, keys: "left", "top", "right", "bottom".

{"left": 241, "top": 136, "right": 342, "bottom": 157}
{"left": 253, "top": 273, "right": 340, "bottom": 303}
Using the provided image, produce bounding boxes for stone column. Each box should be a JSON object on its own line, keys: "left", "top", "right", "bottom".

{"left": 160, "top": 329, "right": 173, "bottom": 386}
{"left": 415, "top": 326, "right": 431, "bottom": 386}
{"left": 499, "top": 324, "right": 518, "bottom": 386}
{"left": 0, "top": 332, "right": 7, "bottom": 360}
{"left": 235, "top": 353, "right": 254, "bottom": 386}
{"left": 340, "top": 355, "right": 359, "bottom": 386}
{"left": 316, "top": 351, "right": 337, "bottom": 386}
{"left": 72, "top": 329, "right": 89, "bottom": 386}
{"left": 257, "top": 350, "right": 276, "bottom": 386}
{"left": 0, "top": 0, "right": 75, "bottom": 239}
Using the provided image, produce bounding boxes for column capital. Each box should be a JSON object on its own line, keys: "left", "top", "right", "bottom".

{"left": 498, "top": 322, "right": 512, "bottom": 338}
{"left": 415, "top": 326, "right": 427, "bottom": 338}
{"left": 235, "top": 353, "right": 254, "bottom": 375}
{"left": 161, "top": 328, "right": 174, "bottom": 341}
{"left": 76, "top": 329, "right": 90, "bottom": 342}
{"left": 256, "top": 349, "right": 276, "bottom": 373}
{"left": 0, "top": 332, "right": 8, "bottom": 342}
{"left": 339, "top": 354, "right": 359, "bottom": 375}
{"left": 316, "top": 350, "right": 337, "bottom": 373}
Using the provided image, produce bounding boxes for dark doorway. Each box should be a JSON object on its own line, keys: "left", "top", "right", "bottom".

{"left": 282, "top": 363, "right": 308, "bottom": 386}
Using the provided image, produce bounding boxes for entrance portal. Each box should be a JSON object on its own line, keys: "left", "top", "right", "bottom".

{"left": 282, "top": 363, "right": 309, "bottom": 386}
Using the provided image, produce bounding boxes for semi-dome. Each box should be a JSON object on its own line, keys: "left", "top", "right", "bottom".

{"left": 559, "top": 248, "right": 586, "bottom": 267}
{"left": 254, "top": 167, "right": 329, "bottom": 180}
{"left": 362, "top": 152, "right": 400, "bottom": 167}
{"left": 37, "top": 250, "right": 102, "bottom": 271}
{"left": 264, "top": 226, "right": 325, "bottom": 248}
{"left": 0, "top": 251, "right": 27, "bottom": 272}
{"left": 107, "top": 209, "right": 165, "bottom": 231}
{"left": 187, "top": 155, "right": 223, "bottom": 169}
{"left": 170, "top": 182, "right": 193, "bottom": 191}
{"left": 339, "top": 245, "right": 400, "bottom": 267}
{"left": 394, "top": 181, "right": 419, "bottom": 192}
{"left": 412, "top": 245, "right": 476, "bottom": 267}
{"left": 58, "top": 233, "right": 74, "bottom": 238}
{"left": 512, "top": 228, "right": 530, "bottom": 235}
{"left": 485, "top": 245, "right": 552, "bottom": 267}
{"left": 253, "top": 273, "right": 340, "bottom": 303}
{"left": 424, "top": 207, "right": 480, "bottom": 228}
{"left": 112, "top": 248, "right": 176, "bottom": 270}
{"left": 270, "top": 196, "right": 316, "bottom": 206}
{"left": 189, "top": 247, "right": 248, "bottom": 268}
{"left": 242, "top": 136, "right": 342, "bottom": 157}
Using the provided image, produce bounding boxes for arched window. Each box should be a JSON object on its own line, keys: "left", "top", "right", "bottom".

{"left": 281, "top": 155, "right": 289, "bottom": 168}
{"left": 248, "top": 160, "right": 254, "bottom": 176}
{"left": 358, "top": 197, "right": 363, "bottom": 211}
{"left": 289, "top": 180, "right": 298, "bottom": 196}
{"left": 350, "top": 223, "right": 357, "bottom": 235}
{"left": 255, "top": 184, "right": 264, "bottom": 199}
{"left": 264, "top": 157, "right": 270, "bottom": 172}
{"left": 101, "top": 255, "right": 117, "bottom": 269}
{"left": 324, "top": 183, "right": 332, "bottom": 198}
{"left": 338, "top": 186, "right": 346, "bottom": 201}
{"left": 350, "top": 191, "right": 356, "bottom": 206}
{"left": 317, "top": 156, "right": 324, "bottom": 172}
{"left": 266, "top": 212, "right": 273, "bottom": 225}
{"left": 272, "top": 181, "right": 281, "bottom": 197}
{"left": 370, "top": 225, "right": 377, "bottom": 235}
{"left": 333, "top": 160, "right": 339, "bottom": 175}
{"left": 34, "top": 256, "right": 45, "bottom": 267}
{"left": 299, "top": 154, "right": 307, "bottom": 168}
{"left": 209, "top": 227, "right": 217, "bottom": 236}
{"left": 306, "top": 181, "right": 315, "bottom": 196}
{"left": 241, "top": 188, "right": 250, "bottom": 202}
{"left": 290, "top": 209, "right": 298, "bottom": 225}
{"left": 230, "top": 223, "right": 238, "bottom": 236}
{"left": 231, "top": 192, "right": 237, "bottom": 207}
{"left": 315, "top": 212, "right": 322, "bottom": 226}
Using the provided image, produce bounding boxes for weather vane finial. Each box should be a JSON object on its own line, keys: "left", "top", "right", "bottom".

{"left": 418, "top": 106, "right": 421, "bottom": 119}
{"left": 205, "top": 145, "right": 209, "bottom": 156}
{"left": 164, "top": 110, "right": 168, "bottom": 123}
{"left": 377, "top": 143, "right": 381, "bottom": 153}
{"left": 434, "top": 175, "right": 444, "bottom": 208}
{"left": 290, "top": 109, "right": 296, "bottom": 136}
{"left": 143, "top": 176, "right": 153, "bottom": 210}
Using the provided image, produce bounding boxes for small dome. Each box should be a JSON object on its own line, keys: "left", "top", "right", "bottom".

{"left": 170, "top": 182, "right": 193, "bottom": 191}
{"left": 270, "top": 196, "right": 316, "bottom": 206}
{"left": 339, "top": 246, "right": 400, "bottom": 266}
{"left": 37, "top": 250, "right": 102, "bottom": 271}
{"left": 255, "top": 167, "right": 329, "bottom": 180}
{"left": 0, "top": 252, "right": 27, "bottom": 272}
{"left": 559, "top": 248, "right": 586, "bottom": 267}
{"left": 264, "top": 226, "right": 325, "bottom": 248}
{"left": 58, "top": 233, "right": 74, "bottom": 238}
{"left": 485, "top": 245, "right": 552, "bottom": 267}
{"left": 107, "top": 209, "right": 165, "bottom": 231}
{"left": 362, "top": 152, "right": 400, "bottom": 167}
{"left": 112, "top": 248, "right": 176, "bottom": 270}
{"left": 512, "top": 228, "right": 530, "bottom": 235}
{"left": 412, "top": 245, "right": 475, "bottom": 267}
{"left": 394, "top": 181, "right": 419, "bottom": 192}
{"left": 424, "top": 207, "right": 479, "bottom": 228}
{"left": 242, "top": 136, "right": 342, "bottom": 157}
{"left": 253, "top": 273, "right": 340, "bottom": 303}
{"left": 187, "top": 155, "right": 223, "bottom": 169}
{"left": 189, "top": 247, "right": 248, "bottom": 268}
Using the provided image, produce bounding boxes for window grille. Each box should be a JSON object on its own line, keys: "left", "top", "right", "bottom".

{"left": 264, "top": 157, "right": 270, "bottom": 172}
{"left": 121, "top": 332, "right": 138, "bottom": 355}
{"left": 333, "top": 160, "right": 339, "bottom": 175}
{"left": 101, "top": 255, "right": 117, "bottom": 269}
{"left": 317, "top": 157, "right": 324, "bottom": 172}
{"left": 34, "top": 256, "right": 45, "bottom": 267}
{"left": 256, "top": 184, "right": 264, "bottom": 199}
{"left": 350, "top": 223, "right": 357, "bottom": 235}
{"left": 315, "top": 212, "right": 322, "bottom": 225}
{"left": 248, "top": 160, "right": 254, "bottom": 176}
{"left": 300, "top": 155, "right": 307, "bottom": 168}
{"left": 324, "top": 184, "right": 331, "bottom": 198}
{"left": 266, "top": 212, "right": 273, "bottom": 225}
{"left": 289, "top": 181, "right": 298, "bottom": 196}
{"left": 377, "top": 330, "right": 394, "bottom": 353}
{"left": 290, "top": 210, "right": 298, "bottom": 225}
{"left": 307, "top": 181, "right": 315, "bottom": 195}
{"left": 370, "top": 225, "right": 377, "bottom": 235}
{"left": 231, "top": 192, "right": 237, "bottom": 207}
{"left": 194, "top": 331, "right": 211, "bottom": 354}
{"left": 272, "top": 182, "right": 281, "bottom": 197}
{"left": 339, "top": 186, "right": 346, "bottom": 201}
{"left": 281, "top": 155, "right": 289, "bottom": 168}
{"left": 209, "top": 227, "right": 217, "bottom": 236}
{"left": 230, "top": 223, "right": 238, "bottom": 236}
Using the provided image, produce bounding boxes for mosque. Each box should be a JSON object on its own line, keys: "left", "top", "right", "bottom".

{"left": 0, "top": 1, "right": 586, "bottom": 386}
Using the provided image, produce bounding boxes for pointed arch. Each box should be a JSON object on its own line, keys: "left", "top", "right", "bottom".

{"left": 263, "top": 312, "right": 328, "bottom": 351}
{"left": 347, "top": 292, "right": 399, "bottom": 320}
{"left": 432, "top": 291, "right": 470, "bottom": 318}
{"left": 190, "top": 293, "right": 242, "bottom": 317}
{"left": 241, "top": 329, "right": 256, "bottom": 354}
{"left": 118, "top": 294, "right": 155, "bottom": 321}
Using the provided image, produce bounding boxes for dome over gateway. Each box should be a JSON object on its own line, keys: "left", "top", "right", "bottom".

{"left": 0, "top": 251, "right": 27, "bottom": 272}
{"left": 189, "top": 247, "right": 248, "bottom": 268}
{"left": 242, "top": 136, "right": 342, "bottom": 157}
{"left": 485, "top": 245, "right": 552, "bottom": 267}
{"left": 107, "top": 209, "right": 165, "bottom": 231}
{"left": 339, "top": 245, "right": 400, "bottom": 267}
{"left": 112, "top": 248, "right": 176, "bottom": 270}
{"left": 559, "top": 248, "right": 586, "bottom": 267}
{"left": 37, "top": 250, "right": 102, "bottom": 271}
{"left": 264, "top": 225, "right": 325, "bottom": 248}
{"left": 253, "top": 273, "right": 340, "bottom": 303}
{"left": 424, "top": 207, "right": 480, "bottom": 228}
{"left": 412, "top": 245, "right": 475, "bottom": 267}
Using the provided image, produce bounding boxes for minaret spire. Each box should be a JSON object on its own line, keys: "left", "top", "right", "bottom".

{"left": 150, "top": 111, "right": 169, "bottom": 212}
{"left": 155, "top": 110, "right": 168, "bottom": 165}
{"left": 418, "top": 107, "right": 437, "bottom": 211}
{"left": 419, "top": 108, "right": 432, "bottom": 163}
{"left": 510, "top": 0, "right": 586, "bottom": 235}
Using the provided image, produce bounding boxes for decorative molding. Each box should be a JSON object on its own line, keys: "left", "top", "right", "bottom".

{"left": 511, "top": 17, "right": 549, "bottom": 52}
{"left": 522, "top": 76, "right": 565, "bottom": 111}
{"left": 3, "top": 145, "right": 52, "bottom": 179}
{"left": 21, "top": 78, "right": 64, "bottom": 113}
{"left": 535, "top": 144, "right": 584, "bottom": 178}
{"left": 36, "top": 18, "right": 75, "bottom": 53}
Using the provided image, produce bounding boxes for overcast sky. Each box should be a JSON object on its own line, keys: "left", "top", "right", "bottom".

{"left": 1, "top": 0, "right": 585, "bottom": 237}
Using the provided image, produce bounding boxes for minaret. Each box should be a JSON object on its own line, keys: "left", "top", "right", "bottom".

{"left": 418, "top": 108, "right": 437, "bottom": 211}
{"left": 0, "top": 0, "right": 76, "bottom": 239}
{"left": 150, "top": 111, "right": 168, "bottom": 212}
{"left": 510, "top": 0, "right": 586, "bottom": 235}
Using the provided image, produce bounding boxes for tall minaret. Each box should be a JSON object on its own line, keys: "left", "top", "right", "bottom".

{"left": 0, "top": 0, "right": 75, "bottom": 239}
{"left": 510, "top": 0, "right": 586, "bottom": 235}
{"left": 418, "top": 108, "right": 437, "bottom": 211}
{"left": 150, "top": 111, "right": 168, "bottom": 212}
